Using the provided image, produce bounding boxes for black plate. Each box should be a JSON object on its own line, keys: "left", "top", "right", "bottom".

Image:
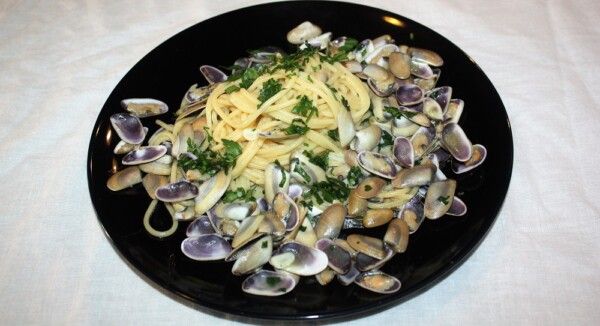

{"left": 87, "top": 1, "right": 513, "bottom": 322}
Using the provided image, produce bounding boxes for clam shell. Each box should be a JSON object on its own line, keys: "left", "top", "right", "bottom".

{"left": 357, "top": 151, "right": 398, "bottom": 179}
{"left": 347, "top": 234, "right": 387, "bottom": 260}
{"left": 121, "top": 98, "right": 168, "bottom": 118}
{"left": 408, "top": 47, "right": 444, "bottom": 67}
{"left": 441, "top": 123, "right": 473, "bottom": 162}
{"left": 391, "top": 163, "right": 436, "bottom": 188}
{"left": 110, "top": 113, "right": 145, "bottom": 145}
{"left": 452, "top": 144, "right": 487, "bottom": 174}
{"left": 287, "top": 21, "right": 322, "bottom": 44}
{"left": 314, "top": 203, "right": 346, "bottom": 240}
{"left": 355, "top": 270, "right": 401, "bottom": 294}
{"left": 199, "top": 65, "right": 227, "bottom": 84}
{"left": 181, "top": 234, "right": 231, "bottom": 261}
{"left": 269, "top": 241, "right": 328, "bottom": 276}
{"left": 315, "top": 238, "right": 352, "bottom": 274}
{"left": 242, "top": 270, "right": 298, "bottom": 296}
{"left": 106, "top": 166, "right": 142, "bottom": 191}
{"left": 396, "top": 84, "right": 424, "bottom": 106}
{"left": 194, "top": 171, "right": 231, "bottom": 215}
{"left": 424, "top": 179, "right": 457, "bottom": 219}
{"left": 393, "top": 136, "right": 414, "bottom": 168}
{"left": 229, "top": 234, "right": 273, "bottom": 275}
{"left": 155, "top": 180, "right": 199, "bottom": 203}
{"left": 384, "top": 218, "right": 410, "bottom": 253}
{"left": 122, "top": 145, "right": 167, "bottom": 165}
{"left": 446, "top": 196, "right": 468, "bottom": 216}
{"left": 185, "top": 216, "right": 215, "bottom": 237}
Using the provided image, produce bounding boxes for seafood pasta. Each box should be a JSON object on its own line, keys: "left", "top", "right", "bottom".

{"left": 107, "top": 21, "right": 486, "bottom": 296}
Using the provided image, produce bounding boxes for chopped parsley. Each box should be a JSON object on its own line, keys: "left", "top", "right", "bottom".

{"left": 283, "top": 118, "right": 309, "bottom": 135}
{"left": 274, "top": 160, "right": 287, "bottom": 187}
{"left": 364, "top": 185, "right": 373, "bottom": 192}
{"left": 266, "top": 276, "right": 282, "bottom": 287}
{"left": 222, "top": 186, "right": 256, "bottom": 203}
{"left": 292, "top": 159, "right": 312, "bottom": 183}
{"left": 384, "top": 106, "right": 418, "bottom": 120}
{"left": 178, "top": 138, "right": 242, "bottom": 176}
{"left": 261, "top": 240, "right": 268, "bottom": 249}
{"left": 224, "top": 85, "right": 240, "bottom": 94}
{"left": 379, "top": 129, "right": 394, "bottom": 149}
{"left": 347, "top": 166, "right": 362, "bottom": 186}
{"left": 304, "top": 177, "right": 350, "bottom": 205}
{"left": 299, "top": 225, "right": 307, "bottom": 232}
{"left": 292, "top": 95, "right": 319, "bottom": 122}
{"left": 302, "top": 149, "right": 330, "bottom": 170}
{"left": 258, "top": 78, "right": 282, "bottom": 104}
{"left": 437, "top": 195, "right": 450, "bottom": 205}
{"left": 327, "top": 129, "right": 339, "bottom": 141}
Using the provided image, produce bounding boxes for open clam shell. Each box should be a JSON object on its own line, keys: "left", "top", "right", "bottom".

{"left": 242, "top": 270, "right": 298, "bottom": 296}
{"left": 181, "top": 234, "right": 231, "bottom": 261}
{"left": 269, "top": 241, "right": 328, "bottom": 276}
{"left": 355, "top": 270, "right": 401, "bottom": 294}
{"left": 121, "top": 98, "right": 168, "bottom": 118}
{"left": 110, "top": 113, "right": 145, "bottom": 145}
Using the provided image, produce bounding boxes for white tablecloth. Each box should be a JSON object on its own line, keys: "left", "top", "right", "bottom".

{"left": 1, "top": 0, "right": 599, "bottom": 325}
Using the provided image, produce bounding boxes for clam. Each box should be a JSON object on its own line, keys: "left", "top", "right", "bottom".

{"left": 290, "top": 151, "right": 326, "bottom": 185}
{"left": 121, "top": 145, "right": 167, "bottom": 165}
{"left": 391, "top": 163, "right": 437, "bottom": 188}
{"left": 354, "top": 176, "right": 386, "bottom": 199}
{"left": 384, "top": 218, "right": 410, "bottom": 253}
{"left": 347, "top": 189, "right": 368, "bottom": 216}
{"left": 347, "top": 234, "right": 387, "bottom": 260}
{"left": 155, "top": 180, "right": 198, "bottom": 203}
{"left": 354, "top": 39, "right": 375, "bottom": 62}
{"left": 422, "top": 97, "right": 444, "bottom": 121}
{"left": 113, "top": 140, "right": 137, "bottom": 155}
{"left": 227, "top": 233, "right": 273, "bottom": 275}
{"left": 139, "top": 160, "right": 171, "bottom": 176}
{"left": 314, "top": 203, "right": 346, "bottom": 239}
{"left": 142, "top": 173, "right": 168, "bottom": 199}
{"left": 242, "top": 270, "right": 298, "bottom": 296}
{"left": 427, "top": 86, "right": 452, "bottom": 113}
{"left": 337, "top": 105, "right": 356, "bottom": 148}
{"left": 452, "top": 144, "right": 487, "bottom": 174}
{"left": 411, "top": 126, "right": 437, "bottom": 158}
{"left": 287, "top": 21, "right": 322, "bottom": 44}
{"left": 357, "top": 151, "right": 398, "bottom": 179}
{"left": 181, "top": 234, "right": 231, "bottom": 261}
{"left": 302, "top": 32, "right": 332, "bottom": 50}
{"left": 355, "top": 247, "right": 394, "bottom": 272}
{"left": 424, "top": 179, "right": 457, "bottom": 219}
{"left": 110, "top": 113, "right": 145, "bottom": 145}
{"left": 355, "top": 270, "right": 401, "bottom": 294}
{"left": 410, "top": 59, "right": 434, "bottom": 79}
{"left": 315, "top": 238, "right": 352, "bottom": 274}
{"left": 258, "top": 211, "right": 286, "bottom": 239}
{"left": 363, "top": 43, "right": 399, "bottom": 65}
{"left": 121, "top": 98, "right": 168, "bottom": 118}
{"left": 415, "top": 68, "right": 441, "bottom": 92}
{"left": 294, "top": 215, "right": 318, "bottom": 248}
{"left": 399, "top": 195, "right": 425, "bottom": 233}
{"left": 106, "top": 166, "right": 142, "bottom": 191}
{"left": 337, "top": 262, "right": 361, "bottom": 286}
{"left": 395, "top": 84, "right": 424, "bottom": 106}
{"left": 214, "top": 201, "right": 257, "bottom": 221}
{"left": 185, "top": 215, "right": 215, "bottom": 237}
{"left": 393, "top": 136, "right": 414, "bottom": 168}
{"left": 445, "top": 99, "right": 464, "bottom": 124}
{"left": 316, "top": 267, "right": 336, "bottom": 286}
{"left": 440, "top": 122, "right": 473, "bottom": 162}
{"left": 194, "top": 171, "right": 232, "bottom": 215}
{"left": 408, "top": 47, "right": 444, "bottom": 67}
{"left": 231, "top": 214, "right": 265, "bottom": 248}
{"left": 264, "top": 163, "right": 290, "bottom": 205}
{"left": 388, "top": 52, "right": 412, "bottom": 79}
{"left": 272, "top": 191, "right": 300, "bottom": 231}
{"left": 269, "top": 241, "right": 328, "bottom": 276}
{"left": 199, "top": 65, "right": 227, "bottom": 84}
{"left": 446, "top": 196, "right": 468, "bottom": 216}
{"left": 351, "top": 125, "right": 382, "bottom": 152}
{"left": 362, "top": 209, "right": 394, "bottom": 228}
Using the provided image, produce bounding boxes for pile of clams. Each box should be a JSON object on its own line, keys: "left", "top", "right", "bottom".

{"left": 106, "top": 21, "right": 486, "bottom": 296}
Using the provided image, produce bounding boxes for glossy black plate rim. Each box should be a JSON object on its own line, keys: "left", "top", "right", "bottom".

{"left": 87, "top": 1, "right": 513, "bottom": 322}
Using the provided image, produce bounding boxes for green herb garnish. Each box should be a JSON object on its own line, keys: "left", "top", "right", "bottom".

{"left": 437, "top": 195, "right": 450, "bottom": 205}
{"left": 292, "top": 95, "right": 319, "bottom": 122}
{"left": 222, "top": 186, "right": 256, "bottom": 203}
{"left": 303, "top": 149, "right": 330, "bottom": 170}
{"left": 327, "top": 129, "right": 339, "bottom": 141}
{"left": 258, "top": 78, "right": 282, "bottom": 104}
{"left": 384, "top": 106, "right": 418, "bottom": 120}
{"left": 347, "top": 166, "right": 362, "bottom": 186}
{"left": 292, "top": 159, "right": 312, "bottom": 183}
{"left": 274, "top": 159, "right": 287, "bottom": 187}
{"left": 283, "top": 118, "right": 309, "bottom": 135}
{"left": 224, "top": 85, "right": 240, "bottom": 94}
{"left": 266, "top": 276, "right": 282, "bottom": 287}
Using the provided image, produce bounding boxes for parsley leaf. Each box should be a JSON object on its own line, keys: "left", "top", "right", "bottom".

{"left": 303, "top": 149, "right": 330, "bottom": 170}
{"left": 347, "top": 166, "right": 362, "bottom": 186}
{"left": 327, "top": 129, "right": 339, "bottom": 141}
{"left": 437, "top": 195, "right": 450, "bottom": 205}
{"left": 224, "top": 85, "right": 240, "bottom": 94}
{"left": 222, "top": 186, "right": 256, "bottom": 203}
{"left": 283, "top": 118, "right": 309, "bottom": 135}
{"left": 292, "top": 95, "right": 319, "bottom": 122}
{"left": 258, "top": 78, "right": 282, "bottom": 104}
{"left": 384, "top": 106, "right": 418, "bottom": 120}
{"left": 274, "top": 159, "right": 287, "bottom": 187}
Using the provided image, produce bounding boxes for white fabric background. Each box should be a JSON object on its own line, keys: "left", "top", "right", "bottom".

{"left": 1, "top": 0, "right": 599, "bottom": 325}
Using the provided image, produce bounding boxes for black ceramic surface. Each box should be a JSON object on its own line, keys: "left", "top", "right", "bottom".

{"left": 87, "top": 1, "right": 513, "bottom": 322}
